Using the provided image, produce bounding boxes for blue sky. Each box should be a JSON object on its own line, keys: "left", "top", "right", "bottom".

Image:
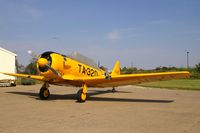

{"left": 0, "top": 0, "right": 200, "bottom": 69}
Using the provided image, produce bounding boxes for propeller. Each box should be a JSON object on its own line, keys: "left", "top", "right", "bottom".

{"left": 46, "top": 64, "right": 62, "bottom": 77}
{"left": 37, "top": 57, "right": 62, "bottom": 77}
{"left": 28, "top": 50, "right": 61, "bottom": 77}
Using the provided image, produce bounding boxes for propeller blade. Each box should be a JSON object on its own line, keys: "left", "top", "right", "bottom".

{"left": 45, "top": 64, "right": 62, "bottom": 77}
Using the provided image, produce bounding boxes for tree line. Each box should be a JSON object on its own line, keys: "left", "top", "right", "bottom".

{"left": 121, "top": 63, "right": 200, "bottom": 79}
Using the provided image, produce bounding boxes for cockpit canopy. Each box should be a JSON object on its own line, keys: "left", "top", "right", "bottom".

{"left": 69, "top": 51, "right": 100, "bottom": 70}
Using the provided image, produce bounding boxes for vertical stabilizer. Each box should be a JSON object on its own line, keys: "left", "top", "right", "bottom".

{"left": 111, "top": 60, "right": 120, "bottom": 76}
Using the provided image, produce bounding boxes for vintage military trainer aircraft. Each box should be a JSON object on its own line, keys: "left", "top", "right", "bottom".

{"left": 1, "top": 51, "right": 190, "bottom": 102}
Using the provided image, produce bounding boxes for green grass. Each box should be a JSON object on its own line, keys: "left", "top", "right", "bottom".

{"left": 139, "top": 79, "right": 200, "bottom": 90}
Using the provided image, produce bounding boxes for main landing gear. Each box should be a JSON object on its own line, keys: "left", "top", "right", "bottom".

{"left": 39, "top": 83, "right": 50, "bottom": 100}
{"left": 77, "top": 84, "right": 88, "bottom": 103}
{"left": 38, "top": 82, "right": 88, "bottom": 102}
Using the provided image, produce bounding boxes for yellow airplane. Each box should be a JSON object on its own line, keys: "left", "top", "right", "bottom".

{"left": 1, "top": 51, "right": 190, "bottom": 102}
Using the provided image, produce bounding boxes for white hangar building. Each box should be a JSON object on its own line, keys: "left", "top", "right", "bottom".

{"left": 0, "top": 47, "right": 17, "bottom": 84}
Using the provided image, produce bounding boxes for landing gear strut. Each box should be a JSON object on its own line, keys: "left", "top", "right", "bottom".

{"left": 112, "top": 87, "right": 116, "bottom": 93}
{"left": 39, "top": 83, "right": 50, "bottom": 100}
{"left": 77, "top": 84, "right": 88, "bottom": 102}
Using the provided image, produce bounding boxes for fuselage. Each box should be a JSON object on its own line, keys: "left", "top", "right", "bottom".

{"left": 37, "top": 51, "right": 105, "bottom": 86}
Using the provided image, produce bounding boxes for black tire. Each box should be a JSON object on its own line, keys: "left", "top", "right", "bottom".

{"left": 77, "top": 89, "right": 87, "bottom": 103}
{"left": 39, "top": 87, "right": 50, "bottom": 100}
{"left": 11, "top": 83, "right": 16, "bottom": 87}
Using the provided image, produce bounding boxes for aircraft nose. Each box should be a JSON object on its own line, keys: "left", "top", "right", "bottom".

{"left": 37, "top": 58, "right": 48, "bottom": 67}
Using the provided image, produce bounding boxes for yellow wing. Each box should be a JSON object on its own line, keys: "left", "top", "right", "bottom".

{"left": 66, "top": 71, "right": 190, "bottom": 87}
{"left": 0, "top": 72, "right": 48, "bottom": 81}
{"left": 1, "top": 71, "right": 190, "bottom": 87}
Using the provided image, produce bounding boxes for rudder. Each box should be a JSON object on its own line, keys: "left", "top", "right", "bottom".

{"left": 111, "top": 60, "right": 120, "bottom": 76}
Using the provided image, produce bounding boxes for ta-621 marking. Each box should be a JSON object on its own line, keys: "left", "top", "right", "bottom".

{"left": 78, "top": 64, "right": 98, "bottom": 77}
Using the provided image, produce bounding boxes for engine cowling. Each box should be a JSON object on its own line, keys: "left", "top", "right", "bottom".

{"left": 37, "top": 51, "right": 65, "bottom": 78}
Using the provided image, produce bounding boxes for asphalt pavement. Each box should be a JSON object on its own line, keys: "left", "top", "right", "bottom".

{"left": 0, "top": 84, "right": 200, "bottom": 133}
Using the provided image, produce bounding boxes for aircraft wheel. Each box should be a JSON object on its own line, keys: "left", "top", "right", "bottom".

{"left": 112, "top": 87, "right": 116, "bottom": 93}
{"left": 39, "top": 87, "right": 50, "bottom": 100}
{"left": 77, "top": 89, "right": 87, "bottom": 103}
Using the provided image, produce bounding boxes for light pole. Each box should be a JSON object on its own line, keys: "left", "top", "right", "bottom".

{"left": 131, "top": 61, "right": 133, "bottom": 68}
{"left": 187, "top": 51, "right": 189, "bottom": 69}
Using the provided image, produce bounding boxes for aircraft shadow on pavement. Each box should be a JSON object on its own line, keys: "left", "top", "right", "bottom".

{"left": 6, "top": 90, "right": 174, "bottom": 103}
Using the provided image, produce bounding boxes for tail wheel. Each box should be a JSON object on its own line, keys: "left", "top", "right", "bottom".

{"left": 39, "top": 88, "right": 50, "bottom": 100}
{"left": 77, "top": 89, "right": 87, "bottom": 103}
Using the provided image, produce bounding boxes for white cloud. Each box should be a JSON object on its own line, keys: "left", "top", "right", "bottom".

{"left": 107, "top": 31, "right": 121, "bottom": 41}
{"left": 107, "top": 28, "right": 136, "bottom": 41}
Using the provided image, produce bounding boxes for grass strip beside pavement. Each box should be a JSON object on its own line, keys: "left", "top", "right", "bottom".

{"left": 138, "top": 79, "right": 200, "bottom": 90}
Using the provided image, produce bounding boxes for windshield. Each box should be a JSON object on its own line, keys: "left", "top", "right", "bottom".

{"left": 69, "top": 51, "right": 100, "bottom": 70}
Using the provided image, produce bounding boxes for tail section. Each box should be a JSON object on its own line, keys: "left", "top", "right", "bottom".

{"left": 111, "top": 60, "right": 120, "bottom": 76}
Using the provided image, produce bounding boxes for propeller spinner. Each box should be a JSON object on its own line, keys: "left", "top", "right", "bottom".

{"left": 37, "top": 58, "right": 48, "bottom": 67}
